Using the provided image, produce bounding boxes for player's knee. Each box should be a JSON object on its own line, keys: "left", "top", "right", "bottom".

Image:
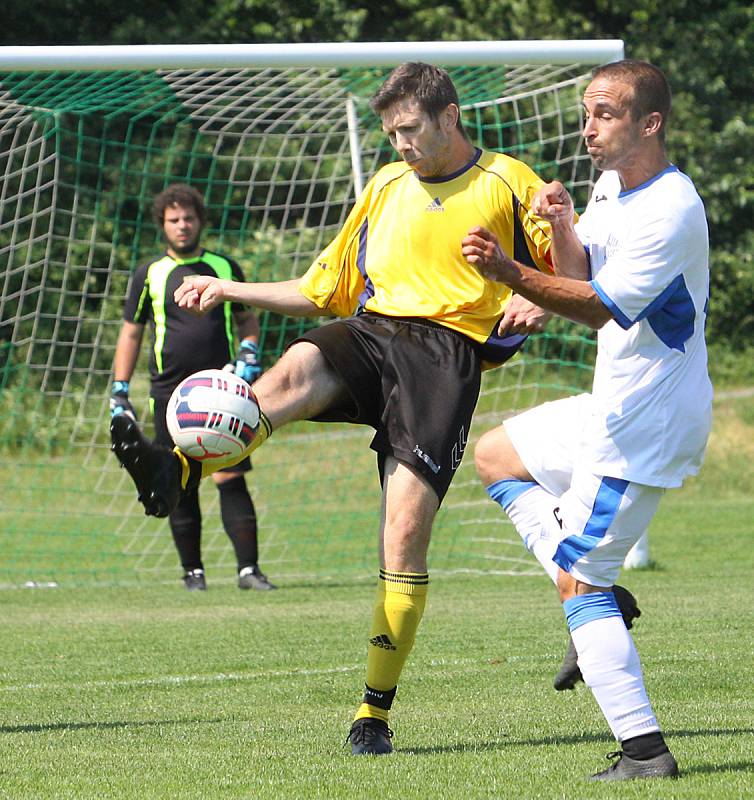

{"left": 474, "top": 426, "right": 529, "bottom": 486}
{"left": 474, "top": 427, "right": 506, "bottom": 485}
{"left": 215, "top": 473, "right": 247, "bottom": 495}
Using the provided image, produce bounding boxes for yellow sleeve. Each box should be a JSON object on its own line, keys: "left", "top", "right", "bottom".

{"left": 517, "top": 180, "right": 556, "bottom": 273}
{"left": 298, "top": 181, "right": 373, "bottom": 317}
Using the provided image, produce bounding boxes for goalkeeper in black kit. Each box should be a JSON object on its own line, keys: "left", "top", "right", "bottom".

{"left": 110, "top": 183, "right": 275, "bottom": 592}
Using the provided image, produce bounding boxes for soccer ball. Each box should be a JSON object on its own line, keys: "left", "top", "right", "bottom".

{"left": 166, "top": 368, "right": 260, "bottom": 468}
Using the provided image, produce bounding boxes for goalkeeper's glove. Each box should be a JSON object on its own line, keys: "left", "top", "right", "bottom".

{"left": 110, "top": 380, "right": 137, "bottom": 419}
{"left": 232, "top": 341, "right": 262, "bottom": 384}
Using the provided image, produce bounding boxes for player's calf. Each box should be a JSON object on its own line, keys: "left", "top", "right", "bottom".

{"left": 553, "top": 584, "right": 641, "bottom": 691}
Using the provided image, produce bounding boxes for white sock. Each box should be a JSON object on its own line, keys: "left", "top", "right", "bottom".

{"left": 572, "top": 615, "right": 661, "bottom": 742}
{"left": 486, "top": 479, "right": 561, "bottom": 583}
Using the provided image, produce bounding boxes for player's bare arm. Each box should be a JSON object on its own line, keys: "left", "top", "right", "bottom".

{"left": 461, "top": 226, "right": 612, "bottom": 330}
{"left": 531, "top": 181, "right": 589, "bottom": 280}
{"left": 175, "top": 276, "right": 321, "bottom": 317}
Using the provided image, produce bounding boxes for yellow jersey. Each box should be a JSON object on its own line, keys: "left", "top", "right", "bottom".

{"left": 298, "top": 148, "right": 553, "bottom": 366}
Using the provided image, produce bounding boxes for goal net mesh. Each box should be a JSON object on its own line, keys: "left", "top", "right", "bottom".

{"left": 0, "top": 61, "right": 598, "bottom": 588}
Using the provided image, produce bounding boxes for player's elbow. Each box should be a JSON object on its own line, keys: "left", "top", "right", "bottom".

{"left": 582, "top": 294, "right": 613, "bottom": 330}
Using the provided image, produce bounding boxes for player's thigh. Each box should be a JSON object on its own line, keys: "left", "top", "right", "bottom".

{"left": 503, "top": 393, "right": 590, "bottom": 497}
{"left": 554, "top": 469, "right": 663, "bottom": 587}
{"left": 252, "top": 340, "right": 350, "bottom": 426}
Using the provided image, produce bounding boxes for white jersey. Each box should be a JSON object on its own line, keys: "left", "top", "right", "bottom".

{"left": 576, "top": 165, "right": 712, "bottom": 488}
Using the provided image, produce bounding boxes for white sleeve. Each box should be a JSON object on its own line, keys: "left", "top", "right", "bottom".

{"left": 589, "top": 210, "right": 694, "bottom": 329}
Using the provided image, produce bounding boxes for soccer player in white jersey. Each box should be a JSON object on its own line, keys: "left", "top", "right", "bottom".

{"left": 462, "top": 59, "right": 711, "bottom": 781}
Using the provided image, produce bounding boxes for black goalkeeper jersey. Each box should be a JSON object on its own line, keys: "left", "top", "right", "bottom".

{"left": 123, "top": 249, "right": 246, "bottom": 398}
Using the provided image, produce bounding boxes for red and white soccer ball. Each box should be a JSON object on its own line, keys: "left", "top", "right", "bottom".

{"left": 167, "top": 368, "right": 260, "bottom": 468}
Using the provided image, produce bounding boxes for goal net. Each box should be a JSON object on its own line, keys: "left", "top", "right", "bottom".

{"left": 0, "top": 42, "right": 620, "bottom": 588}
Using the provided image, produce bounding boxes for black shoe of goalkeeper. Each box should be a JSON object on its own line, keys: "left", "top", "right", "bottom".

{"left": 590, "top": 750, "right": 679, "bottom": 781}
{"left": 110, "top": 414, "right": 181, "bottom": 518}
{"left": 183, "top": 569, "right": 207, "bottom": 591}
{"left": 553, "top": 584, "right": 642, "bottom": 691}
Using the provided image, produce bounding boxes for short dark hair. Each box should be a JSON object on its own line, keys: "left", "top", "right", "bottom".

{"left": 592, "top": 59, "right": 672, "bottom": 141}
{"left": 370, "top": 62, "right": 466, "bottom": 134}
{"left": 153, "top": 183, "right": 207, "bottom": 227}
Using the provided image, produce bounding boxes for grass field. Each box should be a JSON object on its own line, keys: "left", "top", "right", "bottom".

{"left": 2, "top": 484, "right": 753, "bottom": 798}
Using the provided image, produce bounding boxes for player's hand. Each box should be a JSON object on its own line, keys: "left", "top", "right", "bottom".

{"left": 462, "top": 226, "right": 514, "bottom": 283}
{"left": 110, "top": 380, "right": 137, "bottom": 420}
{"left": 230, "top": 340, "right": 262, "bottom": 384}
{"left": 174, "top": 275, "right": 226, "bottom": 314}
{"left": 498, "top": 295, "right": 552, "bottom": 336}
{"left": 531, "top": 181, "right": 574, "bottom": 223}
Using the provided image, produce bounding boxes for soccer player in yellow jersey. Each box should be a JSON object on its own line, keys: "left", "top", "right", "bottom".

{"left": 111, "top": 62, "right": 556, "bottom": 754}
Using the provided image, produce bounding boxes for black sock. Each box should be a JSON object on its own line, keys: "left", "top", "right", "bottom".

{"left": 621, "top": 731, "right": 669, "bottom": 760}
{"left": 169, "top": 488, "right": 202, "bottom": 571}
{"left": 218, "top": 475, "right": 258, "bottom": 568}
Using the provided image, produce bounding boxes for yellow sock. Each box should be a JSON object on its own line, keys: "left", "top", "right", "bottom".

{"left": 248, "top": 409, "right": 272, "bottom": 455}
{"left": 181, "top": 409, "right": 273, "bottom": 480}
{"left": 173, "top": 447, "right": 193, "bottom": 489}
{"left": 354, "top": 569, "right": 429, "bottom": 723}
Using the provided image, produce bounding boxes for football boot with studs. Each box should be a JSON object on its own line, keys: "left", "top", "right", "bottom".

{"left": 110, "top": 414, "right": 181, "bottom": 518}
{"left": 589, "top": 750, "right": 679, "bottom": 781}
{"left": 346, "top": 718, "right": 394, "bottom": 755}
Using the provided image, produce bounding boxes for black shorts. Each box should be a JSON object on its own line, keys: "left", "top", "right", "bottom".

{"left": 294, "top": 313, "right": 481, "bottom": 502}
{"left": 151, "top": 394, "right": 252, "bottom": 474}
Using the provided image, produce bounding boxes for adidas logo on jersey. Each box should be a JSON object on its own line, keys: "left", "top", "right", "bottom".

{"left": 425, "top": 196, "right": 445, "bottom": 212}
{"left": 369, "top": 634, "right": 396, "bottom": 650}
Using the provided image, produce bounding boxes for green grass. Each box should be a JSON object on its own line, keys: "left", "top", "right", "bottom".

{"left": 2, "top": 491, "right": 753, "bottom": 798}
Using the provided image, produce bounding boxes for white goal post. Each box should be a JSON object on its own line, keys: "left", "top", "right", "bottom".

{"left": 0, "top": 40, "right": 624, "bottom": 71}
{"left": 0, "top": 40, "right": 622, "bottom": 588}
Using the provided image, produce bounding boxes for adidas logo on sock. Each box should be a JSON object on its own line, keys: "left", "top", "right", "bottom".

{"left": 369, "top": 634, "right": 397, "bottom": 650}
{"left": 425, "top": 196, "right": 445, "bottom": 212}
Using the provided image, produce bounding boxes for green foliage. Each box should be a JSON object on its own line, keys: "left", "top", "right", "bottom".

{"left": 4, "top": 2, "right": 750, "bottom": 355}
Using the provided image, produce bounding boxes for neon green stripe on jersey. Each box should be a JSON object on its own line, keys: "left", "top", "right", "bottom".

{"left": 145, "top": 255, "right": 178, "bottom": 375}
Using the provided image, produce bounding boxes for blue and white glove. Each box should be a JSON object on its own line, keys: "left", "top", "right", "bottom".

{"left": 232, "top": 341, "right": 262, "bottom": 385}
{"left": 110, "top": 380, "right": 137, "bottom": 419}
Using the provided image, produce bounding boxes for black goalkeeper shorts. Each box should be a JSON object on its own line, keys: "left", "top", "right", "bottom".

{"left": 294, "top": 313, "right": 481, "bottom": 502}
{"left": 151, "top": 394, "right": 252, "bottom": 473}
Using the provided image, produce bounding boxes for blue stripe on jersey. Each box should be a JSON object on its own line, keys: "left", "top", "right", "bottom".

{"left": 355, "top": 219, "right": 375, "bottom": 311}
{"left": 591, "top": 272, "right": 696, "bottom": 351}
{"left": 584, "top": 246, "right": 593, "bottom": 280}
{"left": 418, "top": 148, "right": 482, "bottom": 183}
{"left": 563, "top": 591, "right": 622, "bottom": 632}
{"left": 553, "top": 476, "right": 629, "bottom": 572}
{"left": 639, "top": 273, "right": 695, "bottom": 352}
{"left": 617, "top": 164, "right": 679, "bottom": 198}
{"left": 590, "top": 279, "right": 632, "bottom": 329}
{"left": 478, "top": 329, "right": 527, "bottom": 366}
{"left": 486, "top": 478, "right": 539, "bottom": 510}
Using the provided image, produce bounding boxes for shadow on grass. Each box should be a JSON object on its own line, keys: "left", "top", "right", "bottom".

{"left": 679, "top": 760, "right": 754, "bottom": 776}
{"left": 0, "top": 717, "right": 228, "bottom": 734}
{"left": 404, "top": 726, "right": 754, "bottom": 756}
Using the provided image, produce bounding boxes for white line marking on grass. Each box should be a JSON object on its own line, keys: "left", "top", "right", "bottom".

{"left": 0, "top": 664, "right": 362, "bottom": 694}
{"left": 0, "top": 656, "right": 536, "bottom": 694}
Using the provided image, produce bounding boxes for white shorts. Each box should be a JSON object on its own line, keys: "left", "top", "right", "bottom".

{"left": 504, "top": 394, "right": 664, "bottom": 586}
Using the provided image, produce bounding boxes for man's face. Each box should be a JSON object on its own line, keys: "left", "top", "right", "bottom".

{"left": 581, "top": 77, "right": 646, "bottom": 172}
{"left": 380, "top": 98, "right": 455, "bottom": 178}
{"left": 163, "top": 203, "right": 202, "bottom": 256}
